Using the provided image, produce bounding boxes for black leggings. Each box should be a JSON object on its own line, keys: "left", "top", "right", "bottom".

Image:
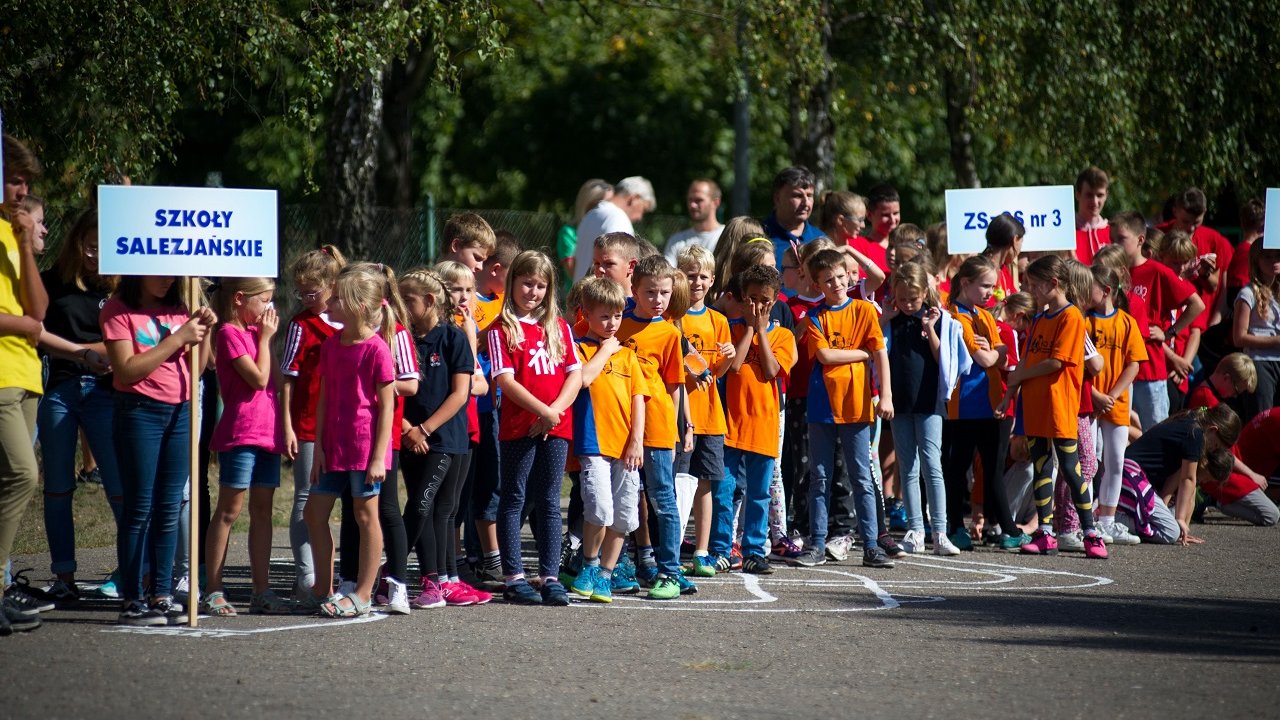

{"left": 402, "top": 451, "right": 466, "bottom": 580}
{"left": 1028, "top": 436, "right": 1095, "bottom": 531}
{"left": 339, "top": 451, "right": 408, "bottom": 583}
{"left": 943, "top": 418, "right": 1016, "bottom": 534}
{"left": 440, "top": 452, "right": 471, "bottom": 577}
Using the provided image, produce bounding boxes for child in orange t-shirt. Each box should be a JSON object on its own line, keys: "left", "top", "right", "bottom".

{"left": 722, "top": 265, "right": 797, "bottom": 573}
{"left": 999, "top": 255, "right": 1105, "bottom": 559}
{"left": 569, "top": 278, "right": 648, "bottom": 604}
{"left": 1087, "top": 263, "right": 1147, "bottom": 543}
{"left": 676, "top": 246, "right": 735, "bottom": 577}
{"left": 615, "top": 255, "right": 692, "bottom": 599}
{"left": 796, "top": 249, "right": 896, "bottom": 569}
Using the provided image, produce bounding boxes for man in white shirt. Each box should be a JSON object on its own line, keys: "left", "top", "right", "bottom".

{"left": 573, "top": 176, "right": 655, "bottom": 281}
{"left": 663, "top": 179, "right": 724, "bottom": 265}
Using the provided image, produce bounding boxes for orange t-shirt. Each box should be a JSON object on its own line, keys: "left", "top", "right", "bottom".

{"left": 804, "top": 298, "right": 885, "bottom": 424}
{"left": 573, "top": 339, "right": 648, "bottom": 459}
{"left": 616, "top": 312, "right": 683, "bottom": 448}
{"left": 681, "top": 305, "right": 731, "bottom": 436}
{"left": 1018, "top": 304, "right": 1086, "bottom": 439}
{"left": 1087, "top": 308, "right": 1148, "bottom": 427}
{"left": 947, "top": 302, "right": 1006, "bottom": 419}
{"left": 726, "top": 320, "right": 797, "bottom": 457}
{"left": 473, "top": 291, "right": 504, "bottom": 333}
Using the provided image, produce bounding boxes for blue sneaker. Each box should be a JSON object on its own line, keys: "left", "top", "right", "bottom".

{"left": 502, "top": 580, "right": 542, "bottom": 605}
{"left": 540, "top": 580, "right": 570, "bottom": 607}
{"left": 635, "top": 563, "right": 659, "bottom": 589}
{"left": 888, "top": 498, "right": 909, "bottom": 532}
{"left": 611, "top": 555, "right": 640, "bottom": 594}
{"left": 673, "top": 570, "right": 698, "bottom": 595}
{"left": 96, "top": 569, "right": 122, "bottom": 599}
{"left": 591, "top": 571, "right": 614, "bottom": 603}
{"left": 571, "top": 565, "right": 597, "bottom": 598}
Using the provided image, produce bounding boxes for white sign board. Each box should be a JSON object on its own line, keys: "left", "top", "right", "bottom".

{"left": 1264, "top": 188, "right": 1280, "bottom": 249}
{"left": 98, "top": 185, "right": 279, "bottom": 277}
{"left": 944, "top": 185, "right": 1075, "bottom": 254}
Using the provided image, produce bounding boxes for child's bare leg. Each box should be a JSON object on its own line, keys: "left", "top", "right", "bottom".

{"left": 353, "top": 495, "right": 383, "bottom": 603}
{"left": 693, "top": 479, "right": 712, "bottom": 555}
{"left": 600, "top": 529, "right": 626, "bottom": 572}
{"left": 205, "top": 488, "right": 245, "bottom": 594}
{"left": 581, "top": 521, "right": 606, "bottom": 560}
{"left": 248, "top": 487, "right": 274, "bottom": 593}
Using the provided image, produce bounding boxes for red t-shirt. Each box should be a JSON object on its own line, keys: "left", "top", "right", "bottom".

{"left": 1228, "top": 238, "right": 1254, "bottom": 291}
{"left": 1156, "top": 221, "right": 1234, "bottom": 322}
{"left": 1129, "top": 260, "right": 1196, "bottom": 382}
{"left": 786, "top": 294, "right": 825, "bottom": 399}
{"left": 849, "top": 236, "right": 890, "bottom": 303}
{"left": 488, "top": 316, "right": 581, "bottom": 442}
{"left": 281, "top": 310, "right": 342, "bottom": 441}
{"left": 389, "top": 324, "right": 420, "bottom": 451}
{"left": 1222, "top": 407, "right": 1280, "bottom": 503}
{"left": 1075, "top": 224, "right": 1111, "bottom": 265}
{"left": 1185, "top": 382, "right": 1220, "bottom": 410}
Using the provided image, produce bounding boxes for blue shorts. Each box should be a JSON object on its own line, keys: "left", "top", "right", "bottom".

{"left": 218, "top": 447, "right": 282, "bottom": 490}
{"left": 314, "top": 470, "right": 381, "bottom": 498}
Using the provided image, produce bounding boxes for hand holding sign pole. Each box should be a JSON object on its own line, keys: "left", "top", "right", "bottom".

{"left": 99, "top": 185, "right": 278, "bottom": 627}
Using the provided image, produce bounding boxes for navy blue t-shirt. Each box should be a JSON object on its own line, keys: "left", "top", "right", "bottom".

{"left": 405, "top": 323, "right": 474, "bottom": 454}
{"left": 887, "top": 312, "right": 940, "bottom": 414}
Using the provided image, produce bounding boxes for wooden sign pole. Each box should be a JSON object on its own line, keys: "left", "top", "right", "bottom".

{"left": 187, "top": 276, "right": 201, "bottom": 628}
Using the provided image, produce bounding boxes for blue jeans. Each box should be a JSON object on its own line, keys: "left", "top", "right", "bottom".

{"left": 808, "top": 422, "right": 877, "bottom": 549}
{"left": 114, "top": 394, "right": 190, "bottom": 602}
{"left": 1131, "top": 380, "right": 1169, "bottom": 429}
{"left": 724, "top": 447, "right": 775, "bottom": 559}
{"left": 497, "top": 437, "right": 568, "bottom": 580}
{"left": 218, "top": 447, "right": 282, "bottom": 489}
{"left": 37, "top": 376, "right": 122, "bottom": 575}
{"left": 642, "top": 446, "right": 681, "bottom": 576}
{"left": 892, "top": 413, "right": 948, "bottom": 535}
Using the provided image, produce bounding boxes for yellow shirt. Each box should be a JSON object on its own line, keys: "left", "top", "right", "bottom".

{"left": 0, "top": 219, "right": 42, "bottom": 393}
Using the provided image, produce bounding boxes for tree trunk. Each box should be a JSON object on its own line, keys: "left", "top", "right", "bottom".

{"left": 944, "top": 70, "right": 980, "bottom": 188}
{"left": 731, "top": 10, "right": 751, "bottom": 217}
{"left": 377, "top": 45, "right": 434, "bottom": 210}
{"left": 324, "top": 71, "right": 384, "bottom": 258}
{"left": 787, "top": 0, "right": 836, "bottom": 196}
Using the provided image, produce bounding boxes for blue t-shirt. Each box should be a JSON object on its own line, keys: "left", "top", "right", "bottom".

{"left": 763, "top": 213, "right": 825, "bottom": 270}
{"left": 405, "top": 323, "right": 474, "bottom": 454}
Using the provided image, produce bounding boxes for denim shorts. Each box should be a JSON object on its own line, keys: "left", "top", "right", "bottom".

{"left": 218, "top": 447, "right": 282, "bottom": 489}
{"left": 314, "top": 470, "right": 381, "bottom": 498}
{"left": 687, "top": 434, "right": 726, "bottom": 484}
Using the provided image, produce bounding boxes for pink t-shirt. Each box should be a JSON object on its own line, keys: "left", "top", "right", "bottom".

{"left": 100, "top": 296, "right": 192, "bottom": 403}
{"left": 211, "top": 324, "right": 283, "bottom": 454}
{"left": 319, "top": 332, "right": 396, "bottom": 472}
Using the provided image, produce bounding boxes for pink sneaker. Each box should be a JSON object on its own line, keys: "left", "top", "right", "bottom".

{"left": 456, "top": 580, "right": 492, "bottom": 605}
{"left": 1020, "top": 530, "right": 1059, "bottom": 555}
{"left": 440, "top": 581, "right": 476, "bottom": 606}
{"left": 410, "top": 578, "right": 445, "bottom": 609}
{"left": 1083, "top": 531, "right": 1109, "bottom": 559}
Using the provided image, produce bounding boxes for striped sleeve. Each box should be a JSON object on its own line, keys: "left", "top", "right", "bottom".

{"left": 394, "top": 327, "right": 420, "bottom": 380}
{"left": 280, "top": 320, "right": 305, "bottom": 376}
{"left": 489, "top": 324, "right": 514, "bottom": 377}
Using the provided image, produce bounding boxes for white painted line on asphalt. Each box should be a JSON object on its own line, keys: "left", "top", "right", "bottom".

{"left": 102, "top": 612, "right": 388, "bottom": 638}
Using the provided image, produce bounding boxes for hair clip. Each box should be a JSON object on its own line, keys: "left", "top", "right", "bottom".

{"left": 746, "top": 236, "right": 773, "bottom": 245}
{"left": 381, "top": 298, "right": 390, "bottom": 307}
{"left": 321, "top": 247, "right": 331, "bottom": 256}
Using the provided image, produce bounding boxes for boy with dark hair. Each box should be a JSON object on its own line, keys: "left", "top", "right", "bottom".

{"left": 719, "top": 265, "right": 796, "bottom": 573}
{"left": 1074, "top": 166, "right": 1110, "bottom": 264}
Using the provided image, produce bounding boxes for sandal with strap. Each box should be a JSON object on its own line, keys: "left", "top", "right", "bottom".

{"left": 319, "top": 592, "right": 371, "bottom": 619}
{"left": 202, "top": 591, "right": 238, "bottom": 617}
{"left": 250, "top": 590, "right": 295, "bottom": 615}
{"left": 294, "top": 592, "right": 326, "bottom": 615}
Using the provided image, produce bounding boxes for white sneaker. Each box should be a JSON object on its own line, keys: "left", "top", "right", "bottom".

{"left": 901, "top": 529, "right": 926, "bottom": 554}
{"left": 385, "top": 578, "right": 411, "bottom": 615}
{"left": 1057, "top": 530, "right": 1085, "bottom": 552}
{"left": 173, "top": 575, "right": 192, "bottom": 605}
{"left": 1101, "top": 521, "right": 1141, "bottom": 546}
{"left": 933, "top": 534, "right": 961, "bottom": 556}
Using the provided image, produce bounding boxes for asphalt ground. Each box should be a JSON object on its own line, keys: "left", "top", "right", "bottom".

{"left": 3, "top": 512, "right": 1278, "bottom": 719}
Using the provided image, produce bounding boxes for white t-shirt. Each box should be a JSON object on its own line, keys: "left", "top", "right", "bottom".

{"left": 663, "top": 225, "right": 724, "bottom": 266}
{"left": 1236, "top": 285, "right": 1280, "bottom": 361}
{"left": 574, "top": 201, "right": 634, "bottom": 281}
